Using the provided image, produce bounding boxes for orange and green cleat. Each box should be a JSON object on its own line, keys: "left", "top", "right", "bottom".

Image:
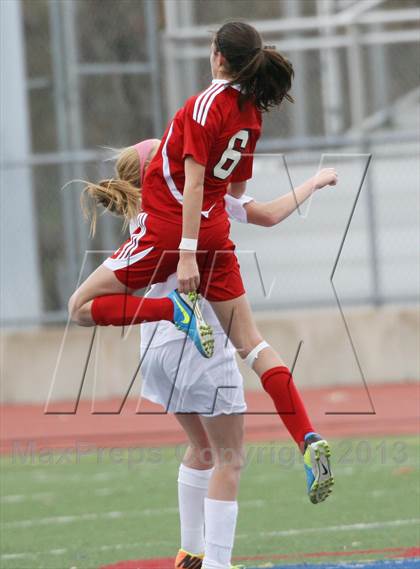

{"left": 175, "top": 549, "right": 204, "bottom": 569}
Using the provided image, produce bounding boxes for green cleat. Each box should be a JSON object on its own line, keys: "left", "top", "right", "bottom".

{"left": 303, "top": 432, "right": 334, "bottom": 504}
{"left": 168, "top": 289, "right": 214, "bottom": 358}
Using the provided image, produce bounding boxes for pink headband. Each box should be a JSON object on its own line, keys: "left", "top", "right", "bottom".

{"left": 134, "top": 139, "right": 160, "bottom": 185}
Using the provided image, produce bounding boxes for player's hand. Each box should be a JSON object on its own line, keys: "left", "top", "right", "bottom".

{"left": 313, "top": 168, "right": 338, "bottom": 190}
{"left": 177, "top": 251, "right": 200, "bottom": 293}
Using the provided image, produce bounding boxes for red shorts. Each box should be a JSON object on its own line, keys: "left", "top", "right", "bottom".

{"left": 103, "top": 212, "right": 245, "bottom": 302}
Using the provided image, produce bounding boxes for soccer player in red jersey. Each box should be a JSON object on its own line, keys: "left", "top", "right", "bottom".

{"left": 81, "top": 138, "right": 337, "bottom": 568}
{"left": 69, "top": 22, "right": 337, "bottom": 568}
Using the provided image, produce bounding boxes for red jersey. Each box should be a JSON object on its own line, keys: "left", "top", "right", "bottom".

{"left": 141, "top": 79, "right": 262, "bottom": 227}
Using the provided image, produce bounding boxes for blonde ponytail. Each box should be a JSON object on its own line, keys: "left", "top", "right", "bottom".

{"left": 81, "top": 178, "right": 140, "bottom": 236}
{"left": 81, "top": 145, "right": 141, "bottom": 236}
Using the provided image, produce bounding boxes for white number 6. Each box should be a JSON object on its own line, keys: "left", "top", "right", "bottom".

{"left": 213, "top": 130, "right": 249, "bottom": 180}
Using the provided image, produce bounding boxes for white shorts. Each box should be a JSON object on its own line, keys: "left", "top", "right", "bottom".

{"left": 140, "top": 334, "right": 247, "bottom": 416}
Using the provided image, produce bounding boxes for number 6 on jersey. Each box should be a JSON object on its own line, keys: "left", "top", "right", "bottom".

{"left": 213, "top": 130, "right": 249, "bottom": 180}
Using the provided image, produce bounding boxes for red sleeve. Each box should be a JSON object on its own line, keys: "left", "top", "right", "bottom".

{"left": 231, "top": 131, "right": 259, "bottom": 183}
{"left": 182, "top": 97, "right": 222, "bottom": 167}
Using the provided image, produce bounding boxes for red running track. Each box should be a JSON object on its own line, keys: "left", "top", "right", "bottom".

{"left": 1, "top": 382, "right": 418, "bottom": 453}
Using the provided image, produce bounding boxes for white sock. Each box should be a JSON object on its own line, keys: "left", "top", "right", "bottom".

{"left": 178, "top": 464, "right": 213, "bottom": 554}
{"left": 203, "top": 498, "right": 238, "bottom": 569}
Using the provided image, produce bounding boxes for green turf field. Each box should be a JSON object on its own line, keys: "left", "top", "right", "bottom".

{"left": 1, "top": 436, "right": 419, "bottom": 569}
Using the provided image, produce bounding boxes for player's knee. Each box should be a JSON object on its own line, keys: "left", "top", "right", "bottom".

{"left": 221, "top": 454, "right": 244, "bottom": 489}
{"left": 68, "top": 295, "right": 92, "bottom": 327}
{"left": 241, "top": 339, "right": 271, "bottom": 369}
{"left": 235, "top": 334, "right": 262, "bottom": 359}
{"left": 189, "top": 444, "right": 214, "bottom": 469}
{"left": 215, "top": 446, "right": 244, "bottom": 473}
{"left": 233, "top": 448, "right": 245, "bottom": 473}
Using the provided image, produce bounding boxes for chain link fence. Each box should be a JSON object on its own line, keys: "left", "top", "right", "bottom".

{"left": 1, "top": 0, "right": 419, "bottom": 325}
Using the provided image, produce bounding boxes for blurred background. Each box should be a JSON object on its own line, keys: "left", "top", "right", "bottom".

{"left": 1, "top": 0, "right": 419, "bottom": 402}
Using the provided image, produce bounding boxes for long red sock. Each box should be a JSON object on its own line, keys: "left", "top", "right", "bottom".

{"left": 261, "top": 366, "right": 314, "bottom": 447}
{"left": 91, "top": 295, "right": 173, "bottom": 326}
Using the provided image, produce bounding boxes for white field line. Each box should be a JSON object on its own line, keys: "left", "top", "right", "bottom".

{"left": 0, "top": 492, "right": 54, "bottom": 504}
{"left": 2, "top": 509, "right": 175, "bottom": 529}
{"left": 236, "top": 518, "right": 420, "bottom": 540}
{"left": 1, "top": 499, "right": 265, "bottom": 530}
{"left": 1, "top": 488, "right": 115, "bottom": 503}
{"left": 0, "top": 541, "right": 165, "bottom": 562}
{"left": 1, "top": 518, "right": 419, "bottom": 562}
{"left": 0, "top": 469, "right": 130, "bottom": 484}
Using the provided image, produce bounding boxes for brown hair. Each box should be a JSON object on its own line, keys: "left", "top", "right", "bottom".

{"left": 81, "top": 146, "right": 141, "bottom": 236}
{"left": 214, "top": 21, "right": 294, "bottom": 111}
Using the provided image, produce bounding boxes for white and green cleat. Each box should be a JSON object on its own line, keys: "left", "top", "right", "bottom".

{"left": 168, "top": 290, "right": 214, "bottom": 358}
{"left": 303, "top": 433, "right": 334, "bottom": 504}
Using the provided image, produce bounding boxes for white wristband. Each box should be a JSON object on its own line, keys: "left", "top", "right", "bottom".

{"left": 179, "top": 237, "right": 198, "bottom": 251}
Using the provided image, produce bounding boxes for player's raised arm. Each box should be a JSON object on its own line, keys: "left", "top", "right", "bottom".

{"left": 244, "top": 167, "right": 338, "bottom": 227}
{"left": 177, "top": 157, "right": 205, "bottom": 293}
